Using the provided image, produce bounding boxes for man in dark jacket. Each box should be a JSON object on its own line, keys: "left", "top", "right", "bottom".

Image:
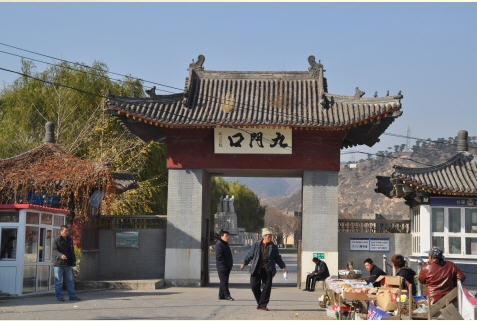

{"left": 240, "top": 228, "right": 287, "bottom": 311}
{"left": 364, "top": 258, "right": 386, "bottom": 287}
{"left": 53, "top": 225, "right": 79, "bottom": 302}
{"left": 215, "top": 230, "right": 234, "bottom": 300}
{"left": 418, "top": 247, "right": 466, "bottom": 303}
{"left": 304, "top": 257, "right": 330, "bottom": 291}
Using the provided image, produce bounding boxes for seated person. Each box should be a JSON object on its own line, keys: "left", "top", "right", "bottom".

{"left": 418, "top": 247, "right": 465, "bottom": 303}
{"left": 391, "top": 254, "right": 417, "bottom": 295}
{"left": 304, "top": 257, "right": 330, "bottom": 291}
{"left": 364, "top": 258, "right": 386, "bottom": 287}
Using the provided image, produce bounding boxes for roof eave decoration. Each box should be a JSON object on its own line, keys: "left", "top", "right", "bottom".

{"left": 105, "top": 54, "right": 403, "bottom": 148}
{"left": 375, "top": 151, "right": 477, "bottom": 200}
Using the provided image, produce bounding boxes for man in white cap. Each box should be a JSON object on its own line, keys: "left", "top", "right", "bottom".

{"left": 240, "top": 227, "right": 287, "bottom": 311}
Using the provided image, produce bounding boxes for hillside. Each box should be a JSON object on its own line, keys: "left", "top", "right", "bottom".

{"left": 259, "top": 135, "right": 477, "bottom": 219}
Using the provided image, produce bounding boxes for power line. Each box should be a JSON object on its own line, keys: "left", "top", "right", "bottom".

{"left": 0, "top": 44, "right": 311, "bottom": 125}
{"left": 383, "top": 132, "right": 474, "bottom": 145}
{"left": 0, "top": 42, "right": 407, "bottom": 137}
{"left": 0, "top": 65, "right": 292, "bottom": 151}
{"left": 0, "top": 41, "right": 184, "bottom": 92}
{"left": 341, "top": 149, "right": 477, "bottom": 185}
{"left": 2, "top": 65, "right": 476, "bottom": 179}
{"left": 341, "top": 150, "right": 436, "bottom": 167}
{"left": 0, "top": 49, "right": 178, "bottom": 95}
{"left": 2, "top": 41, "right": 459, "bottom": 151}
{"left": 1, "top": 42, "right": 475, "bottom": 153}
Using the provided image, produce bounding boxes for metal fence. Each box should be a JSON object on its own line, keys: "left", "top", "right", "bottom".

{"left": 338, "top": 219, "right": 410, "bottom": 233}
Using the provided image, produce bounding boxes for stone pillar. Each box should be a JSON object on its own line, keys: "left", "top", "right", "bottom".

{"left": 301, "top": 170, "right": 339, "bottom": 286}
{"left": 165, "top": 169, "right": 209, "bottom": 286}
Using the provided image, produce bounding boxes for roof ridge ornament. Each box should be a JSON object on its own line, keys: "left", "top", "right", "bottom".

{"left": 308, "top": 55, "right": 330, "bottom": 108}
{"left": 145, "top": 86, "right": 158, "bottom": 98}
{"left": 307, "top": 55, "right": 325, "bottom": 78}
{"left": 354, "top": 87, "right": 365, "bottom": 98}
{"left": 189, "top": 54, "right": 205, "bottom": 71}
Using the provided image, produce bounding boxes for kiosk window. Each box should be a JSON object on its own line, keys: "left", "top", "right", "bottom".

{"left": 26, "top": 212, "right": 39, "bottom": 224}
{"left": 0, "top": 212, "right": 19, "bottom": 222}
{"left": 24, "top": 226, "right": 38, "bottom": 263}
{"left": 0, "top": 228, "right": 17, "bottom": 260}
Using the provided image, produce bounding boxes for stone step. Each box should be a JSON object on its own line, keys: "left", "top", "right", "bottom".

{"left": 76, "top": 279, "right": 164, "bottom": 291}
{"left": 0, "top": 291, "right": 11, "bottom": 300}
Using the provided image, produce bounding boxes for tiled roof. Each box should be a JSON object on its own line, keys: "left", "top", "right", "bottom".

{"left": 106, "top": 55, "right": 403, "bottom": 148}
{"left": 107, "top": 90, "right": 401, "bottom": 128}
{"left": 391, "top": 152, "right": 477, "bottom": 196}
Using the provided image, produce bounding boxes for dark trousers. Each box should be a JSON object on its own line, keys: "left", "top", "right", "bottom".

{"left": 218, "top": 269, "right": 231, "bottom": 299}
{"left": 306, "top": 273, "right": 319, "bottom": 291}
{"left": 250, "top": 268, "right": 274, "bottom": 308}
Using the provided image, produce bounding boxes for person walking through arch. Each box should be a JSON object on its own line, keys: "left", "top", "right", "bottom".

{"left": 240, "top": 228, "right": 287, "bottom": 311}
{"left": 215, "top": 230, "right": 234, "bottom": 301}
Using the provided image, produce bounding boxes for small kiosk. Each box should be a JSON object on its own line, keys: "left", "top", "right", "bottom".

{"left": 0, "top": 204, "right": 68, "bottom": 296}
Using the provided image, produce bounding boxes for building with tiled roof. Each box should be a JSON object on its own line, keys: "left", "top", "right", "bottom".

{"left": 104, "top": 55, "right": 405, "bottom": 286}
{"left": 376, "top": 130, "right": 477, "bottom": 201}
{"left": 376, "top": 130, "right": 477, "bottom": 270}
{"left": 106, "top": 55, "right": 403, "bottom": 149}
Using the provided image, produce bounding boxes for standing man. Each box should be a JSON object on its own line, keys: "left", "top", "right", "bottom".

{"left": 304, "top": 257, "right": 330, "bottom": 291}
{"left": 363, "top": 258, "right": 386, "bottom": 287}
{"left": 240, "top": 228, "right": 287, "bottom": 311}
{"left": 215, "top": 230, "right": 234, "bottom": 301}
{"left": 53, "top": 225, "right": 80, "bottom": 302}
{"left": 418, "top": 247, "right": 465, "bottom": 303}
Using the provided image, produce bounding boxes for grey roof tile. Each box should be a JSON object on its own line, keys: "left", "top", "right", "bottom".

{"left": 391, "top": 152, "right": 477, "bottom": 195}
{"left": 106, "top": 55, "right": 403, "bottom": 148}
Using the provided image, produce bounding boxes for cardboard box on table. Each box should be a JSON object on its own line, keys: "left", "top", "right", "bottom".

{"left": 374, "top": 276, "right": 407, "bottom": 312}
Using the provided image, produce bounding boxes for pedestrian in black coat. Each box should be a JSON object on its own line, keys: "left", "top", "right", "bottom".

{"left": 240, "top": 228, "right": 287, "bottom": 311}
{"left": 215, "top": 230, "right": 234, "bottom": 300}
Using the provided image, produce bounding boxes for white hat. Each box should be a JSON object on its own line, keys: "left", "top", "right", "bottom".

{"left": 261, "top": 228, "right": 273, "bottom": 236}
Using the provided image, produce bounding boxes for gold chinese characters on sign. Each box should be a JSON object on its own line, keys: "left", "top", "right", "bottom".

{"left": 214, "top": 127, "right": 292, "bottom": 155}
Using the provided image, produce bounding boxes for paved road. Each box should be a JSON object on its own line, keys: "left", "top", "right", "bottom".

{"left": 209, "top": 252, "right": 298, "bottom": 286}
{"left": 0, "top": 287, "right": 331, "bottom": 320}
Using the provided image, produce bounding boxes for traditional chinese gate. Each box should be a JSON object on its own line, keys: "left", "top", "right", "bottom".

{"left": 106, "top": 54, "right": 403, "bottom": 286}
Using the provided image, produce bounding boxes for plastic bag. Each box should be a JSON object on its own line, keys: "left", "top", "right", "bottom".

{"left": 367, "top": 302, "right": 391, "bottom": 320}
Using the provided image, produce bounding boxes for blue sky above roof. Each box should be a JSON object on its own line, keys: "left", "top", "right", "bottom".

{"left": 0, "top": 3, "right": 476, "bottom": 161}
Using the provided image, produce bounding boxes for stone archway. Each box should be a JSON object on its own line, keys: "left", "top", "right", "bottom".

{"left": 105, "top": 54, "right": 403, "bottom": 286}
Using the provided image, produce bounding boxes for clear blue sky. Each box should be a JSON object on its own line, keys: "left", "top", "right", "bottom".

{"left": 1, "top": 3, "right": 476, "bottom": 162}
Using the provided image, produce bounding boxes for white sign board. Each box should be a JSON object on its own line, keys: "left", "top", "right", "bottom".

{"left": 214, "top": 127, "right": 292, "bottom": 154}
{"left": 350, "top": 238, "right": 370, "bottom": 251}
{"left": 369, "top": 238, "right": 390, "bottom": 252}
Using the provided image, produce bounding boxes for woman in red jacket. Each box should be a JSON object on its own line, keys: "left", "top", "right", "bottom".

{"left": 418, "top": 247, "right": 465, "bottom": 303}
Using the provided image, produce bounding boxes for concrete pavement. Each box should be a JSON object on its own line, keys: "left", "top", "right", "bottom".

{"left": 0, "top": 286, "right": 331, "bottom": 320}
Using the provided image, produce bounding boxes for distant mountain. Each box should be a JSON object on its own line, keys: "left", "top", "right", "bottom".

{"left": 261, "top": 191, "right": 302, "bottom": 215}
{"left": 230, "top": 135, "right": 474, "bottom": 219}
{"left": 223, "top": 177, "right": 301, "bottom": 198}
